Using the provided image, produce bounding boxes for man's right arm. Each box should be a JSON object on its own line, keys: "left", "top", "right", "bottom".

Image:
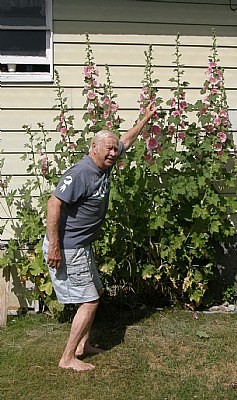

{"left": 46, "top": 194, "right": 64, "bottom": 269}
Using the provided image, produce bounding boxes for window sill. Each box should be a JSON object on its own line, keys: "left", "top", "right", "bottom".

{"left": 1, "top": 72, "right": 54, "bottom": 83}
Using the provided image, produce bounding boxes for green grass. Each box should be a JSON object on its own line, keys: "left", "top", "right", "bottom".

{"left": 0, "top": 305, "right": 237, "bottom": 400}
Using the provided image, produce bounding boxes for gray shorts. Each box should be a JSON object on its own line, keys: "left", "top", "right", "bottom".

{"left": 42, "top": 237, "right": 103, "bottom": 304}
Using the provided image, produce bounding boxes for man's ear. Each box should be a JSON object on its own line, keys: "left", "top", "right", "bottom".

{"left": 92, "top": 141, "right": 97, "bottom": 153}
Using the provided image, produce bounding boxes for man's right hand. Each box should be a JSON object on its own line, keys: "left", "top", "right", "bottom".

{"left": 47, "top": 244, "right": 61, "bottom": 269}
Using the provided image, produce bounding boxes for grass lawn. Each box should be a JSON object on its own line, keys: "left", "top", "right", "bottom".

{"left": 0, "top": 305, "right": 237, "bottom": 400}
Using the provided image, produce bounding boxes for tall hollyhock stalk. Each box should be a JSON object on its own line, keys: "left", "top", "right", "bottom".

{"left": 166, "top": 33, "right": 191, "bottom": 151}
{"left": 82, "top": 34, "right": 123, "bottom": 147}
{"left": 101, "top": 64, "right": 124, "bottom": 134}
{"left": 196, "top": 30, "right": 231, "bottom": 158}
{"left": 53, "top": 70, "right": 79, "bottom": 168}
{"left": 82, "top": 33, "right": 104, "bottom": 140}
{"left": 138, "top": 45, "right": 163, "bottom": 163}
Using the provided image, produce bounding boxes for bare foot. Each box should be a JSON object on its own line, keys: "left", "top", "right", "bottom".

{"left": 59, "top": 357, "right": 95, "bottom": 372}
{"left": 75, "top": 343, "right": 104, "bottom": 358}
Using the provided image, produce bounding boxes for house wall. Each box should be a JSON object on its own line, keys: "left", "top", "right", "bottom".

{"left": 1, "top": 0, "right": 237, "bottom": 239}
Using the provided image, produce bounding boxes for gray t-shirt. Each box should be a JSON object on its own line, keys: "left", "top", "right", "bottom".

{"left": 53, "top": 141, "right": 124, "bottom": 248}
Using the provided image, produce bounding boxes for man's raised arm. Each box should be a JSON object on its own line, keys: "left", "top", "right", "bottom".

{"left": 120, "top": 102, "right": 158, "bottom": 151}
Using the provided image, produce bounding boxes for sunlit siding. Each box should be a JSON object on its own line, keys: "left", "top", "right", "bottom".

{"left": 1, "top": 0, "right": 237, "bottom": 240}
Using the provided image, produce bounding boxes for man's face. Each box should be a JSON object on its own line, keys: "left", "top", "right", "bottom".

{"left": 93, "top": 136, "right": 119, "bottom": 170}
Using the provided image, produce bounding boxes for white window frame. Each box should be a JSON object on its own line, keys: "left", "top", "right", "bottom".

{"left": 1, "top": 0, "right": 53, "bottom": 82}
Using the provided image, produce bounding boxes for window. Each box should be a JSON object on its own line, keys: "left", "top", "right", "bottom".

{"left": 0, "top": 0, "right": 53, "bottom": 82}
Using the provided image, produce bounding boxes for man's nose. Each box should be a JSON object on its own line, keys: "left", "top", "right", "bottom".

{"left": 110, "top": 149, "right": 117, "bottom": 157}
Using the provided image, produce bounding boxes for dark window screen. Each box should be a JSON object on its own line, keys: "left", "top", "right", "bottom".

{"left": 0, "top": 30, "right": 46, "bottom": 56}
{"left": 0, "top": 0, "right": 46, "bottom": 26}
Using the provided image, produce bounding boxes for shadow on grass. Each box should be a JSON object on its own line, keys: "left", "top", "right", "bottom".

{"left": 89, "top": 300, "right": 159, "bottom": 352}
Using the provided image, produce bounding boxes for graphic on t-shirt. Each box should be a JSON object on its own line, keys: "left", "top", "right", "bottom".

{"left": 92, "top": 175, "right": 110, "bottom": 199}
{"left": 59, "top": 175, "right": 73, "bottom": 192}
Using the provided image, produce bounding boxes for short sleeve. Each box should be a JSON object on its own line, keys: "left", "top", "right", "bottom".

{"left": 53, "top": 169, "right": 86, "bottom": 204}
{"left": 118, "top": 141, "right": 124, "bottom": 158}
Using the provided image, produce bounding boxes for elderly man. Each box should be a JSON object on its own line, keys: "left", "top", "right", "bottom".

{"left": 42, "top": 103, "right": 157, "bottom": 372}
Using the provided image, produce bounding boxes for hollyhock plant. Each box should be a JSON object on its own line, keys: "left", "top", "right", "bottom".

{"left": 196, "top": 30, "right": 231, "bottom": 158}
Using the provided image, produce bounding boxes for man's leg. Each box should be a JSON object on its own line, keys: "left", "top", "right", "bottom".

{"left": 75, "top": 288, "right": 104, "bottom": 358}
{"left": 59, "top": 299, "right": 99, "bottom": 371}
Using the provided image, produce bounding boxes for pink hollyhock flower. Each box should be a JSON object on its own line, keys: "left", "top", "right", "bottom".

{"left": 144, "top": 153, "right": 154, "bottom": 163}
{"left": 92, "top": 79, "right": 100, "bottom": 88}
{"left": 59, "top": 114, "right": 64, "bottom": 122}
{"left": 200, "top": 107, "right": 207, "bottom": 115}
{"left": 172, "top": 110, "right": 180, "bottom": 118}
{"left": 60, "top": 127, "right": 67, "bottom": 136}
{"left": 87, "top": 104, "right": 94, "bottom": 113}
{"left": 178, "top": 132, "right": 186, "bottom": 140}
{"left": 217, "top": 131, "right": 227, "bottom": 143}
{"left": 209, "top": 76, "right": 218, "bottom": 85}
{"left": 117, "top": 161, "right": 125, "bottom": 170}
{"left": 180, "top": 92, "right": 186, "bottom": 100}
{"left": 219, "top": 109, "right": 228, "bottom": 118}
{"left": 151, "top": 125, "right": 161, "bottom": 135}
{"left": 171, "top": 98, "right": 176, "bottom": 108}
{"left": 214, "top": 117, "right": 222, "bottom": 126}
{"left": 111, "top": 103, "right": 119, "bottom": 113}
{"left": 87, "top": 92, "right": 97, "bottom": 100}
{"left": 223, "top": 119, "right": 229, "bottom": 127}
{"left": 105, "top": 120, "right": 113, "bottom": 128}
{"left": 103, "top": 96, "right": 111, "bottom": 105}
{"left": 204, "top": 124, "right": 214, "bottom": 133}
{"left": 142, "top": 130, "right": 150, "bottom": 139}
{"left": 103, "top": 110, "right": 110, "bottom": 119}
{"left": 41, "top": 156, "right": 48, "bottom": 175}
{"left": 213, "top": 143, "right": 223, "bottom": 152}
{"left": 179, "top": 121, "right": 185, "bottom": 129}
{"left": 211, "top": 89, "right": 219, "bottom": 95}
{"left": 84, "top": 84, "right": 90, "bottom": 91}
{"left": 180, "top": 100, "right": 187, "bottom": 110}
{"left": 154, "top": 145, "right": 161, "bottom": 153}
{"left": 140, "top": 105, "right": 145, "bottom": 114}
{"left": 83, "top": 66, "right": 93, "bottom": 78}
{"left": 208, "top": 61, "right": 217, "bottom": 69}
{"left": 143, "top": 86, "right": 149, "bottom": 93}
{"left": 146, "top": 137, "right": 158, "bottom": 150}
{"left": 69, "top": 143, "right": 77, "bottom": 151}
{"left": 168, "top": 125, "right": 175, "bottom": 134}
{"left": 139, "top": 93, "right": 145, "bottom": 101}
